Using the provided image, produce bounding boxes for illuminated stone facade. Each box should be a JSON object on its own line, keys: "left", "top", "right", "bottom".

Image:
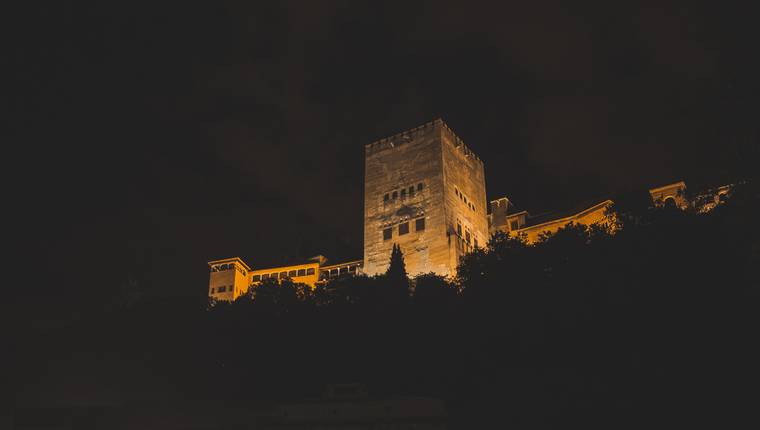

{"left": 489, "top": 199, "right": 615, "bottom": 244}
{"left": 207, "top": 256, "right": 362, "bottom": 301}
{"left": 489, "top": 181, "right": 732, "bottom": 243}
{"left": 207, "top": 257, "right": 252, "bottom": 301}
{"left": 649, "top": 181, "right": 689, "bottom": 209}
{"left": 363, "top": 119, "right": 488, "bottom": 277}
{"left": 207, "top": 118, "right": 733, "bottom": 300}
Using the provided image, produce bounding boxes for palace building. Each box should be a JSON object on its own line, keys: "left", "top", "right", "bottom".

{"left": 363, "top": 120, "right": 488, "bottom": 277}
{"left": 207, "top": 119, "right": 732, "bottom": 300}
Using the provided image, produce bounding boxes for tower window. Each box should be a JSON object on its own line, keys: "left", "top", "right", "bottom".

{"left": 297, "top": 269, "right": 306, "bottom": 276}
{"left": 416, "top": 218, "right": 425, "bottom": 231}
{"left": 417, "top": 183, "right": 423, "bottom": 191}
{"left": 409, "top": 186, "right": 414, "bottom": 195}
{"left": 384, "top": 193, "right": 389, "bottom": 201}
{"left": 464, "top": 196, "right": 468, "bottom": 204}
{"left": 457, "top": 223, "right": 462, "bottom": 236}
{"left": 399, "top": 222, "right": 409, "bottom": 235}
{"left": 455, "top": 188, "right": 459, "bottom": 196}
{"left": 401, "top": 189, "right": 407, "bottom": 198}
{"left": 392, "top": 191, "right": 398, "bottom": 199}
{"left": 465, "top": 230, "right": 471, "bottom": 244}
{"left": 306, "top": 267, "right": 315, "bottom": 275}
{"left": 383, "top": 228, "right": 392, "bottom": 240}
{"left": 474, "top": 238, "right": 479, "bottom": 248}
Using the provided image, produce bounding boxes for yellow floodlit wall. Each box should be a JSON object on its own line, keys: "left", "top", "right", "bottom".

{"left": 512, "top": 200, "right": 615, "bottom": 244}
{"left": 208, "top": 257, "right": 252, "bottom": 301}
{"left": 249, "top": 262, "right": 321, "bottom": 289}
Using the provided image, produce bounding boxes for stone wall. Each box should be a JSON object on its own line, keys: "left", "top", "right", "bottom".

{"left": 440, "top": 125, "right": 489, "bottom": 271}
{"left": 363, "top": 119, "right": 488, "bottom": 277}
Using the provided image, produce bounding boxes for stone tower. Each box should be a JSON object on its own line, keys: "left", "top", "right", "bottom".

{"left": 363, "top": 119, "right": 488, "bottom": 278}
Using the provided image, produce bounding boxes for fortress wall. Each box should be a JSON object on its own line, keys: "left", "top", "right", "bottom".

{"left": 363, "top": 122, "right": 448, "bottom": 276}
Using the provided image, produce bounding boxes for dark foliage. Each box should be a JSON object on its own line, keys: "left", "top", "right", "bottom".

{"left": 12, "top": 182, "right": 759, "bottom": 428}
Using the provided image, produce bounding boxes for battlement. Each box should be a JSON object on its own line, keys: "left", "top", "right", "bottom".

{"left": 364, "top": 118, "right": 483, "bottom": 164}
{"left": 439, "top": 120, "right": 484, "bottom": 165}
{"left": 364, "top": 118, "right": 439, "bottom": 156}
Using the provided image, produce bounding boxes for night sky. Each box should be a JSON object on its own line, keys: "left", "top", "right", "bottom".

{"left": 8, "top": 1, "right": 759, "bottom": 310}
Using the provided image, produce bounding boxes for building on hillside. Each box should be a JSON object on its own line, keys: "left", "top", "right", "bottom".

{"left": 693, "top": 184, "right": 732, "bottom": 213}
{"left": 363, "top": 119, "right": 489, "bottom": 277}
{"left": 207, "top": 256, "right": 362, "bottom": 301}
{"left": 488, "top": 181, "right": 733, "bottom": 244}
{"left": 207, "top": 118, "right": 735, "bottom": 300}
{"left": 489, "top": 198, "right": 615, "bottom": 244}
{"left": 649, "top": 181, "right": 689, "bottom": 209}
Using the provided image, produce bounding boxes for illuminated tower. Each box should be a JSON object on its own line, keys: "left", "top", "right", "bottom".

{"left": 207, "top": 257, "right": 251, "bottom": 301}
{"left": 363, "top": 119, "right": 488, "bottom": 277}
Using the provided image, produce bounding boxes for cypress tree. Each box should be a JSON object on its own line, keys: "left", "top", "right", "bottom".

{"left": 386, "top": 243, "right": 408, "bottom": 281}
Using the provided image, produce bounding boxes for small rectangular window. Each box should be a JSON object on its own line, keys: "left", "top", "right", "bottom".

{"left": 339, "top": 267, "right": 348, "bottom": 275}
{"left": 383, "top": 228, "right": 392, "bottom": 240}
{"left": 297, "top": 269, "right": 306, "bottom": 276}
{"left": 417, "top": 183, "right": 423, "bottom": 191}
{"left": 280, "top": 271, "right": 288, "bottom": 279}
{"left": 306, "top": 267, "right": 315, "bottom": 275}
{"left": 218, "top": 286, "right": 226, "bottom": 292}
{"left": 288, "top": 270, "right": 297, "bottom": 277}
{"left": 457, "top": 223, "right": 462, "bottom": 236}
{"left": 252, "top": 275, "right": 261, "bottom": 281}
{"left": 409, "top": 186, "right": 414, "bottom": 195}
{"left": 262, "top": 273, "right": 270, "bottom": 280}
{"left": 349, "top": 265, "right": 357, "bottom": 272}
{"left": 392, "top": 191, "right": 398, "bottom": 199}
{"left": 384, "top": 193, "right": 389, "bottom": 201}
{"left": 415, "top": 218, "right": 425, "bottom": 231}
{"left": 401, "top": 189, "right": 407, "bottom": 198}
{"left": 399, "top": 222, "right": 409, "bottom": 235}
{"left": 510, "top": 220, "right": 519, "bottom": 230}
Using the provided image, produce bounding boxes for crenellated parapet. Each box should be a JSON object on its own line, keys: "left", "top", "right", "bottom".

{"left": 364, "top": 119, "right": 483, "bottom": 165}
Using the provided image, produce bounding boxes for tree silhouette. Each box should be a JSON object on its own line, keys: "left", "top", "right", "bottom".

{"left": 381, "top": 243, "right": 410, "bottom": 303}
{"left": 386, "top": 243, "right": 408, "bottom": 283}
{"left": 25, "top": 181, "right": 760, "bottom": 428}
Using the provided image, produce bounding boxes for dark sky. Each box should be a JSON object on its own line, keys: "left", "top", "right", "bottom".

{"left": 8, "top": 1, "right": 759, "bottom": 306}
